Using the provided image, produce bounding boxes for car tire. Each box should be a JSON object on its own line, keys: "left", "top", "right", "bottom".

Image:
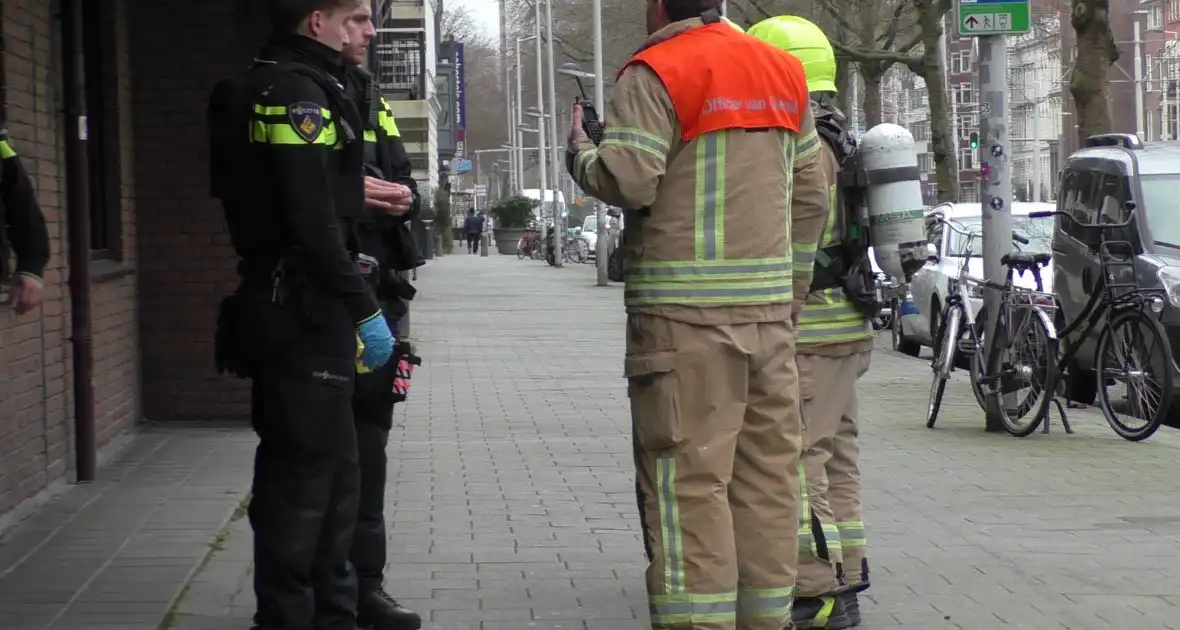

{"left": 892, "top": 299, "right": 921, "bottom": 357}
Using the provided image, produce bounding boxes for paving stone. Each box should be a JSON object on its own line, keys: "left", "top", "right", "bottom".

{"left": 9, "top": 251, "right": 1180, "bottom": 628}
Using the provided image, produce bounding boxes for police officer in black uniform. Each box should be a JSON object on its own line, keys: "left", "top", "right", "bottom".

{"left": 0, "top": 124, "right": 50, "bottom": 315}
{"left": 339, "top": 15, "right": 423, "bottom": 630}
{"left": 206, "top": 1, "right": 394, "bottom": 629}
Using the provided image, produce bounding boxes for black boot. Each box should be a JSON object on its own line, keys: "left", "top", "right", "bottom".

{"left": 791, "top": 595, "right": 852, "bottom": 629}
{"left": 357, "top": 589, "right": 422, "bottom": 630}
{"left": 840, "top": 591, "right": 861, "bottom": 627}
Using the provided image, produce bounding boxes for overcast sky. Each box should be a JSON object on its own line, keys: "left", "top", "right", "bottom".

{"left": 449, "top": 0, "right": 499, "bottom": 38}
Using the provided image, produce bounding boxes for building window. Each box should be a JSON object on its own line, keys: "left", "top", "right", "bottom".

{"left": 1149, "top": 6, "right": 1163, "bottom": 31}
{"left": 82, "top": 1, "right": 123, "bottom": 260}
{"left": 961, "top": 181, "right": 979, "bottom": 203}
{"left": 917, "top": 152, "right": 933, "bottom": 174}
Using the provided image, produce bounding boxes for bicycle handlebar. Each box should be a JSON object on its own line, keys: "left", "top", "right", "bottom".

{"left": 1028, "top": 209, "right": 1136, "bottom": 229}
{"left": 1012, "top": 232, "right": 1030, "bottom": 245}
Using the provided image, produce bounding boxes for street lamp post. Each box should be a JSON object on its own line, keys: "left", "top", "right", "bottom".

{"left": 543, "top": 0, "right": 563, "bottom": 268}
{"left": 515, "top": 35, "right": 536, "bottom": 191}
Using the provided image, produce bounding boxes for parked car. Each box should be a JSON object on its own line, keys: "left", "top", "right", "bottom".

{"left": 1050, "top": 134, "right": 1180, "bottom": 424}
{"left": 905, "top": 201, "right": 1057, "bottom": 354}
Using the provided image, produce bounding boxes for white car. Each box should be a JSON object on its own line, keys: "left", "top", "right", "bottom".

{"left": 905, "top": 202, "right": 1057, "bottom": 351}
{"left": 576, "top": 210, "right": 623, "bottom": 259}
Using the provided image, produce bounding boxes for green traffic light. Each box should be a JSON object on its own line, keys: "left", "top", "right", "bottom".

{"left": 969, "top": 132, "right": 980, "bottom": 149}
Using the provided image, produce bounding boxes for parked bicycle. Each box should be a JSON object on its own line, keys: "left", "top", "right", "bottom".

{"left": 562, "top": 229, "right": 591, "bottom": 264}
{"left": 926, "top": 216, "right": 1056, "bottom": 436}
{"left": 1025, "top": 207, "right": 1175, "bottom": 442}
{"left": 517, "top": 226, "right": 543, "bottom": 260}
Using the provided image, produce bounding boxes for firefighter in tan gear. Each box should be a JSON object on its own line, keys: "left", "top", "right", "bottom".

{"left": 749, "top": 16, "right": 872, "bottom": 630}
{"left": 566, "top": 1, "right": 828, "bottom": 628}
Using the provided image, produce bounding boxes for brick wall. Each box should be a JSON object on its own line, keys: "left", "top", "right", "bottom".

{"left": 129, "top": 0, "right": 266, "bottom": 423}
{"left": 0, "top": 0, "right": 141, "bottom": 518}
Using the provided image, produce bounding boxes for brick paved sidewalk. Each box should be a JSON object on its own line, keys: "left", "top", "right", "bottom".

{"left": 6, "top": 250, "right": 1180, "bottom": 630}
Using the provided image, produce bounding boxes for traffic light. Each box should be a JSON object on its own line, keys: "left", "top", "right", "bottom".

{"left": 969, "top": 132, "right": 980, "bottom": 150}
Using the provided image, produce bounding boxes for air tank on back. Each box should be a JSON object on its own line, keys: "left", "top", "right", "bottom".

{"left": 858, "top": 123, "right": 928, "bottom": 283}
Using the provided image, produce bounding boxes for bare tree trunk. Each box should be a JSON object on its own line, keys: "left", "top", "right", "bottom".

{"left": 914, "top": 0, "right": 958, "bottom": 203}
{"left": 1069, "top": 0, "right": 1118, "bottom": 147}
{"left": 861, "top": 65, "right": 885, "bottom": 127}
{"left": 835, "top": 58, "right": 852, "bottom": 115}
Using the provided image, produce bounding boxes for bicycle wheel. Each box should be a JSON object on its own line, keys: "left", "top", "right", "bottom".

{"left": 1095, "top": 309, "right": 1175, "bottom": 441}
{"left": 927, "top": 303, "right": 962, "bottom": 429}
{"left": 981, "top": 305, "right": 1054, "bottom": 437}
{"left": 575, "top": 238, "right": 590, "bottom": 263}
{"left": 517, "top": 238, "right": 527, "bottom": 259}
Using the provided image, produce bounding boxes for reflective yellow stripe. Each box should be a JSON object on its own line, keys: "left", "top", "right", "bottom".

{"left": 656, "top": 458, "right": 685, "bottom": 595}
{"left": 821, "top": 522, "right": 842, "bottom": 553}
{"left": 625, "top": 280, "right": 793, "bottom": 306}
{"left": 0, "top": 140, "right": 15, "bottom": 159}
{"left": 798, "top": 460, "right": 816, "bottom": 556}
{"left": 602, "top": 126, "right": 669, "bottom": 160}
{"left": 252, "top": 104, "right": 333, "bottom": 120}
{"left": 838, "top": 521, "right": 867, "bottom": 549}
{"left": 251, "top": 120, "right": 339, "bottom": 146}
{"left": 650, "top": 592, "right": 738, "bottom": 625}
{"left": 363, "top": 129, "right": 378, "bottom": 143}
{"left": 797, "top": 289, "right": 873, "bottom": 344}
{"left": 629, "top": 258, "right": 792, "bottom": 281}
{"left": 694, "top": 132, "right": 726, "bottom": 260}
{"left": 796, "top": 128, "right": 820, "bottom": 160}
{"left": 737, "top": 586, "right": 793, "bottom": 621}
{"left": 811, "top": 597, "right": 838, "bottom": 627}
{"left": 378, "top": 97, "right": 400, "bottom": 137}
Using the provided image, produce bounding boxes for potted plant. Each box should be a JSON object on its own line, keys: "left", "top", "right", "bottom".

{"left": 489, "top": 195, "right": 538, "bottom": 255}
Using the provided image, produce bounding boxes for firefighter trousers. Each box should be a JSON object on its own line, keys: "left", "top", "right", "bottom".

{"left": 795, "top": 351, "right": 871, "bottom": 597}
{"left": 626, "top": 313, "right": 802, "bottom": 630}
{"left": 245, "top": 290, "right": 361, "bottom": 630}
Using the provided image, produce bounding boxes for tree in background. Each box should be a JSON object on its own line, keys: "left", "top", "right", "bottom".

{"left": 1069, "top": 0, "right": 1118, "bottom": 145}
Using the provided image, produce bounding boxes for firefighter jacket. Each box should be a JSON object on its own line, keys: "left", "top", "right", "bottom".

{"left": 796, "top": 137, "right": 874, "bottom": 357}
{"left": 0, "top": 124, "right": 50, "bottom": 281}
{"left": 569, "top": 16, "right": 828, "bottom": 326}
{"left": 207, "top": 32, "right": 380, "bottom": 325}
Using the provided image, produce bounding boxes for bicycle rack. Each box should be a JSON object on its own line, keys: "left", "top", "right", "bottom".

{"left": 1040, "top": 396, "right": 1075, "bottom": 435}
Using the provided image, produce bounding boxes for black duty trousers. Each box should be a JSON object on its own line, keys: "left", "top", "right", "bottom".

{"left": 466, "top": 233, "right": 479, "bottom": 253}
{"left": 350, "top": 356, "right": 395, "bottom": 594}
{"left": 245, "top": 288, "right": 360, "bottom": 630}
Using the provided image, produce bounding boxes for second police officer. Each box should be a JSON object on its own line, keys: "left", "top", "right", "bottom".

{"left": 750, "top": 15, "right": 874, "bottom": 630}
{"left": 341, "top": 7, "right": 423, "bottom": 630}
{"left": 207, "top": 1, "right": 395, "bottom": 629}
{"left": 567, "top": 0, "right": 829, "bottom": 627}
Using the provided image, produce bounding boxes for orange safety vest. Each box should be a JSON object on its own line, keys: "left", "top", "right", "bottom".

{"left": 622, "top": 21, "right": 809, "bottom": 141}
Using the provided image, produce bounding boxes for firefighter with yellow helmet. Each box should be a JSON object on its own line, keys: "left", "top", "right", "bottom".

{"left": 749, "top": 15, "right": 873, "bottom": 630}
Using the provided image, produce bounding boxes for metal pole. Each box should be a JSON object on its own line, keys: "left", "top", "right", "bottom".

{"left": 473, "top": 152, "right": 480, "bottom": 213}
{"left": 534, "top": 7, "right": 550, "bottom": 255}
{"left": 500, "top": 0, "right": 513, "bottom": 188}
{"left": 1029, "top": 102, "right": 1039, "bottom": 202}
{"left": 980, "top": 34, "right": 1012, "bottom": 433}
{"left": 1135, "top": 19, "right": 1145, "bottom": 140}
{"left": 544, "top": 0, "right": 562, "bottom": 267}
{"left": 592, "top": 0, "right": 609, "bottom": 285}
{"left": 515, "top": 38, "right": 526, "bottom": 189}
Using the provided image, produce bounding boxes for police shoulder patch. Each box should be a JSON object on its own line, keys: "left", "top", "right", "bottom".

{"left": 288, "top": 102, "right": 325, "bottom": 143}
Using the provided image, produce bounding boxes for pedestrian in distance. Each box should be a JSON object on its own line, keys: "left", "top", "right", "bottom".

{"left": 750, "top": 16, "right": 876, "bottom": 629}
{"left": 464, "top": 208, "right": 484, "bottom": 254}
{"left": 567, "top": 0, "right": 829, "bottom": 627}
{"left": 341, "top": 6, "right": 423, "bottom": 629}
{"left": 206, "top": 1, "right": 395, "bottom": 629}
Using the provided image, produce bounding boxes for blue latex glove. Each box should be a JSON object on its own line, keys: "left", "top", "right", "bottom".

{"left": 357, "top": 313, "right": 394, "bottom": 369}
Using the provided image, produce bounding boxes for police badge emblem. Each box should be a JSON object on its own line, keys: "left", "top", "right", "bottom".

{"left": 288, "top": 102, "right": 324, "bottom": 143}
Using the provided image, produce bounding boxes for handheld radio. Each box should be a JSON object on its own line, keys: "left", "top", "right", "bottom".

{"left": 573, "top": 76, "right": 605, "bottom": 145}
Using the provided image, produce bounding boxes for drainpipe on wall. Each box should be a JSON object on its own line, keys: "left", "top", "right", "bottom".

{"left": 60, "top": 0, "right": 97, "bottom": 483}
